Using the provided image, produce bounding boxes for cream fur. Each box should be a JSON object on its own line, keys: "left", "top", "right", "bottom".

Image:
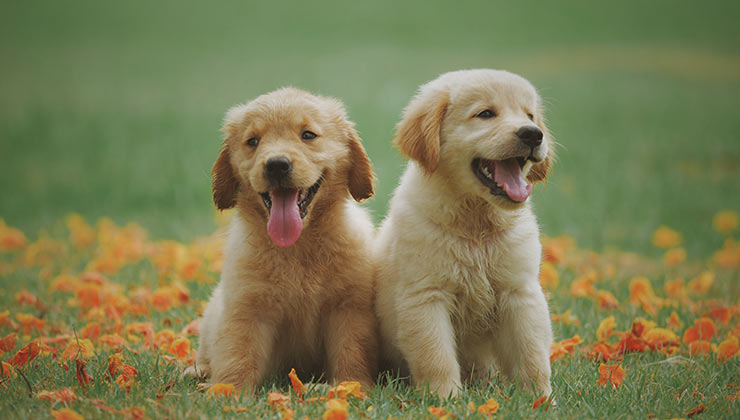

{"left": 187, "top": 88, "right": 378, "bottom": 393}
{"left": 375, "top": 69, "right": 554, "bottom": 398}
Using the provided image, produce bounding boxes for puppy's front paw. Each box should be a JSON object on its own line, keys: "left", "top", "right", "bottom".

{"left": 182, "top": 364, "right": 210, "bottom": 381}
{"left": 431, "top": 379, "right": 461, "bottom": 399}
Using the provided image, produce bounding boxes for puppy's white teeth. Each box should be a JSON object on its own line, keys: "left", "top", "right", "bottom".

{"left": 481, "top": 165, "right": 493, "bottom": 180}
{"left": 298, "top": 190, "right": 307, "bottom": 202}
{"left": 521, "top": 160, "right": 534, "bottom": 178}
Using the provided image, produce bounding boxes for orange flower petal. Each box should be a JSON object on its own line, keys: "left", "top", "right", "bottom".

{"left": 50, "top": 408, "right": 85, "bottom": 420}
{"left": 207, "top": 383, "right": 236, "bottom": 399}
{"left": 323, "top": 398, "right": 349, "bottom": 420}
{"left": 478, "top": 398, "right": 500, "bottom": 415}
{"left": 717, "top": 336, "right": 739, "bottom": 362}
{"left": 9, "top": 340, "right": 40, "bottom": 367}
{"left": 38, "top": 388, "right": 78, "bottom": 405}
{"left": 597, "top": 363, "right": 626, "bottom": 388}
{"left": 597, "top": 316, "right": 616, "bottom": 342}
{"left": 288, "top": 368, "right": 306, "bottom": 397}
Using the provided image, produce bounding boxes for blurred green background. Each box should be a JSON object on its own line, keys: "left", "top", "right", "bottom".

{"left": 1, "top": 0, "right": 739, "bottom": 255}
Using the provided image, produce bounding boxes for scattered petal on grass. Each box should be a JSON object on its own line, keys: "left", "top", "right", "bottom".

{"left": 477, "top": 398, "right": 500, "bottom": 415}
{"left": 38, "top": 388, "right": 78, "bottom": 405}
{"left": 550, "top": 334, "right": 583, "bottom": 362}
{"left": 683, "top": 318, "right": 716, "bottom": 344}
{"left": 644, "top": 328, "right": 680, "bottom": 350}
{"left": 288, "top": 368, "right": 306, "bottom": 398}
{"left": 688, "top": 340, "right": 714, "bottom": 356}
{"left": 712, "top": 210, "right": 738, "bottom": 234}
{"left": 326, "top": 381, "right": 366, "bottom": 399}
{"left": 539, "top": 261, "right": 559, "bottom": 289}
{"left": 652, "top": 226, "right": 682, "bottom": 248}
{"left": 0, "top": 332, "right": 17, "bottom": 352}
{"left": 665, "top": 279, "right": 686, "bottom": 299}
{"left": 1, "top": 361, "right": 17, "bottom": 378}
{"left": 597, "top": 363, "right": 626, "bottom": 388}
{"left": 98, "top": 334, "right": 128, "bottom": 349}
{"left": 551, "top": 310, "right": 580, "bottom": 326}
{"left": 180, "top": 319, "right": 200, "bottom": 336}
{"left": 50, "top": 408, "right": 85, "bottom": 420}
{"left": 570, "top": 274, "right": 597, "bottom": 297}
{"left": 75, "top": 359, "right": 92, "bottom": 387}
{"left": 597, "top": 290, "right": 619, "bottom": 310}
{"left": 687, "top": 403, "right": 707, "bottom": 417}
{"left": 688, "top": 271, "right": 714, "bottom": 294}
{"left": 717, "top": 336, "right": 739, "bottom": 361}
{"left": 61, "top": 339, "right": 95, "bottom": 360}
{"left": 532, "top": 395, "right": 550, "bottom": 411}
{"left": 16, "top": 313, "right": 45, "bottom": 334}
{"left": 428, "top": 406, "right": 454, "bottom": 418}
{"left": 167, "top": 337, "right": 191, "bottom": 361}
{"left": 0, "top": 221, "right": 27, "bottom": 251}
{"left": 597, "top": 316, "right": 616, "bottom": 341}
{"left": 629, "top": 277, "right": 657, "bottom": 314}
{"left": 267, "top": 392, "right": 291, "bottom": 408}
{"left": 206, "top": 383, "right": 236, "bottom": 399}
{"left": 663, "top": 247, "right": 687, "bottom": 266}
{"left": 107, "top": 353, "right": 124, "bottom": 376}
{"left": 323, "top": 398, "right": 349, "bottom": 420}
{"left": 9, "top": 340, "right": 40, "bottom": 367}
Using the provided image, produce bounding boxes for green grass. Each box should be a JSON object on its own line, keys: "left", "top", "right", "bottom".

{"left": 1, "top": 0, "right": 740, "bottom": 418}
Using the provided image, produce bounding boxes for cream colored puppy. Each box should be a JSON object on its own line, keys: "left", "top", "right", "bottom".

{"left": 187, "top": 88, "right": 378, "bottom": 393}
{"left": 375, "top": 69, "right": 555, "bottom": 398}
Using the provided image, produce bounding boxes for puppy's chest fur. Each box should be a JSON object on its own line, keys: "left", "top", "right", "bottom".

{"left": 440, "top": 232, "right": 520, "bottom": 335}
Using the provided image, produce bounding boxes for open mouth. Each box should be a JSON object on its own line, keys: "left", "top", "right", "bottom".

{"left": 472, "top": 157, "right": 533, "bottom": 203}
{"left": 259, "top": 175, "right": 323, "bottom": 219}
{"left": 259, "top": 174, "right": 324, "bottom": 247}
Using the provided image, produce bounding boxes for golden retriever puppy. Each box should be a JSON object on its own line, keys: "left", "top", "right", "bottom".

{"left": 375, "top": 69, "right": 555, "bottom": 398}
{"left": 188, "top": 88, "right": 378, "bottom": 392}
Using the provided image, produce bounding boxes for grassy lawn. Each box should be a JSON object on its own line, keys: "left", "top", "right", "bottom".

{"left": 1, "top": 0, "right": 739, "bottom": 418}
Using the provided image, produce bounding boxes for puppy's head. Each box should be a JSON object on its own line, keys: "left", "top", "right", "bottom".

{"left": 212, "top": 88, "right": 374, "bottom": 247}
{"left": 393, "top": 69, "right": 554, "bottom": 209}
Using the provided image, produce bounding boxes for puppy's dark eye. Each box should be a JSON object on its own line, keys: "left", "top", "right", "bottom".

{"left": 246, "top": 137, "right": 259, "bottom": 147}
{"left": 476, "top": 109, "right": 496, "bottom": 119}
{"left": 301, "top": 130, "right": 317, "bottom": 141}
{"left": 527, "top": 112, "right": 535, "bottom": 121}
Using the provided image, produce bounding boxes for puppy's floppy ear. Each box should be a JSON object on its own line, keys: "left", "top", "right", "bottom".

{"left": 392, "top": 87, "right": 449, "bottom": 173}
{"left": 211, "top": 143, "right": 239, "bottom": 210}
{"left": 212, "top": 103, "right": 248, "bottom": 210}
{"left": 526, "top": 117, "right": 555, "bottom": 183}
{"left": 347, "top": 127, "right": 375, "bottom": 201}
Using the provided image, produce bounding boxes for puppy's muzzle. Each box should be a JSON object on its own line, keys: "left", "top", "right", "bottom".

{"left": 516, "top": 125, "right": 543, "bottom": 148}
{"left": 264, "top": 156, "right": 292, "bottom": 185}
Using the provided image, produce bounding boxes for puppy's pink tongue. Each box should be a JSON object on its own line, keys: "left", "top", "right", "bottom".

{"left": 494, "top": 158, "right": 532, "bottom": 202}
{"left": 267, "top": 189, "right": 303, "bottom": 247}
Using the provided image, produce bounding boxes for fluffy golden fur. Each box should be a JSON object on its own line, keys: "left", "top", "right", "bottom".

{"left": 375, "top": 69, "right": 555, "bottom": 398}
{"left": 187, "top": 88, "right": 378, "bottom": 392}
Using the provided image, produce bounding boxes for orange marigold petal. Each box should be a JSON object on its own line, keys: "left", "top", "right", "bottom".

{"left": 597, "top": 316, "right": 616, "bottom": 342}
{"left": 9, "top": 340, "right": 40, "bottom": 367}
{"left": 717, "top": 336, "right": 739, "bottom": 362}
{"left": 207, "top": 383, "right": 236, "bottom": 399}
{"left": 597, "top": 363, "right": 626, "bottom": 388}
{"left": 288, "top": 368, "right": 306, "bottom": 397}
{"left": 323, "top": 399, "right": 349, "bottom": 420}
{"left": 50, "top": 408, "right": 85, "bottom": 420}
{"left": 478, "top": 398, "right": 500, "bottom": 415}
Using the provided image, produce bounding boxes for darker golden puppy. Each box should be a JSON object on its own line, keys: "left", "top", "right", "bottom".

{"left": 187, "top": 88, "right": 378, "bottom": 392}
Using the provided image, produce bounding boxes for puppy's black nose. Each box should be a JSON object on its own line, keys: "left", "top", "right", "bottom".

{"left": 516, "top": 125, "right": 543, "bottom": 148}
{"left": 265, "top": 157, "right": 292, "bottom": 182}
